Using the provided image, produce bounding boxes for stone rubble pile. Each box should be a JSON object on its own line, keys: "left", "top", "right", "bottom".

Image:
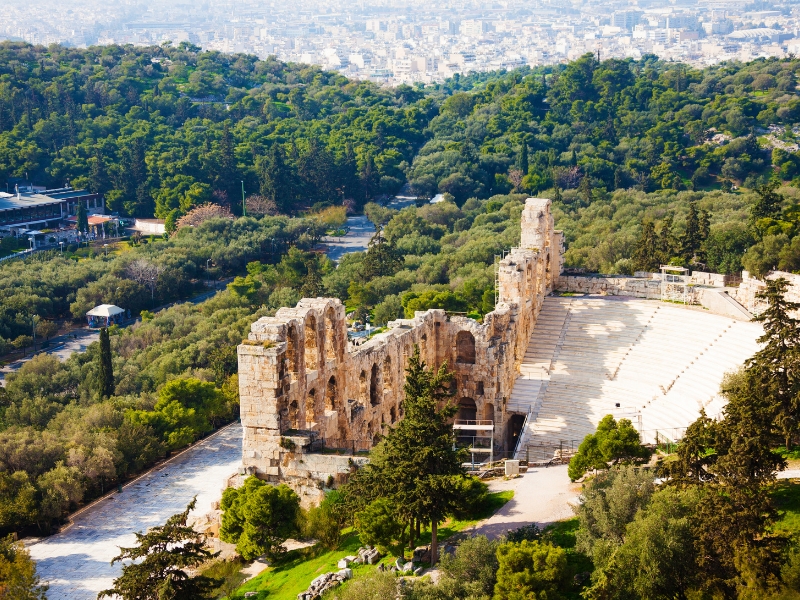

{"left": 296, "top": 547, "right": 383, "bottom": 600}
{"left": 296, "top": 568, "right": 353, "bottom": 600}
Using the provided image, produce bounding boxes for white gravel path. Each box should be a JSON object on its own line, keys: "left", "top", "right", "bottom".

{"left": 469, "top": 465, "right": 581, "bottom": 539}
{"left": 28, "top": 424, "right": 242, "bottom": 600}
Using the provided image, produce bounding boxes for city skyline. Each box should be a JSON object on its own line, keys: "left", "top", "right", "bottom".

{"left": 0, "top": 0, "right": 798, "bottom": 85}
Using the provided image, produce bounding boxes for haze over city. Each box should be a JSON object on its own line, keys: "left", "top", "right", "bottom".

{"left": 2, "top": 0, "right": 798, "bottom": 84}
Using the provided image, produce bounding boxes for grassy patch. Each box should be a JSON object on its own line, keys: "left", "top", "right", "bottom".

{"left": 773, "top": 480, "right": 800, "bottom": 536}
{"left": 543, "top": 518, "right": 592, "bottom": 599}
{"left": 231, "top": 491, "right": 514, "bottom": 600}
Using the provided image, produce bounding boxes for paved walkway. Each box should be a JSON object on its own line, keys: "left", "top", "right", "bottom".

{"left": 28, "top": 425, "right": 243, "bottom": 600}
{"left": 470, "top": 465, "right": 581, "bottom": 539}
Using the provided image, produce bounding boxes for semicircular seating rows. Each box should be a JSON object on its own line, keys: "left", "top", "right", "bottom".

{"left": 511, "top": 295, "right": 763, "bottom": 458}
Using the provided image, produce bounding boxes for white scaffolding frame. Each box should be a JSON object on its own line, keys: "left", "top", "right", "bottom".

{"left": 660, "top": 265, "right": 691, "bottom": 304}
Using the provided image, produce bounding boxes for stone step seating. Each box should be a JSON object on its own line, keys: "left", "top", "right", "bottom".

{"left": 513, "top": 296, "right": 762, "bottom": 455}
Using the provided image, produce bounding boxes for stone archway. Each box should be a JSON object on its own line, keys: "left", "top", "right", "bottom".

{"left": 456, "top": 331, "right": 476, "bottom": 364}
{"left": 305, "top": 314, "right": 318, "bottom": 371}
{"left": 305, "top": 388, "right": 316, "bottom": 428}
{"left": 370, "top": 363, "right": 379, "bottom": 406}
{"left": 286, "top": 324, "right": 299, "bottom": 382}
{"left": 325, "top": 306, "right": 337, "bottom": 361}
{"left": 325, "top": 376, "right": 337, "bottom": 411}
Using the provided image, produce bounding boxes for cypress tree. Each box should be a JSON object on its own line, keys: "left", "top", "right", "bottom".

{"left": 98, "top": 327, "right": 114, "bottom": 398}
{"left": 633, "top": 221, "right": 659, "bottom": 272}
{"left": 681, "top": 202, "right": 702, "bottom": 262}
{"left": 76, "top": 201, "right": 89, "bottom": 235}
{"left": 516, "top": 144, "right": 529, "bottom": 175}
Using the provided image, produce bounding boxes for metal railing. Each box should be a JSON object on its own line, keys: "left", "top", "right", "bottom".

{"left": 453, "top": 419, "right": 495, "bottom": 427}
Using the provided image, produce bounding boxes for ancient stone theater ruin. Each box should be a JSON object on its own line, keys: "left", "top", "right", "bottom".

{"left": 237, "top": 196, "right": 773, "bottom": 505}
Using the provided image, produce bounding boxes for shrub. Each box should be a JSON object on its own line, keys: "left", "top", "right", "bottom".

{"left": 494, "top": 540, "right": 569, "bottom": 600}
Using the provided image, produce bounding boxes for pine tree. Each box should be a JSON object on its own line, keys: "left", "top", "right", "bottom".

{"left": 751, "top": 181, "right": 784, "bottom": 223}
{"left": 98, "top": 327, "right": 114, "bottom": 399}
{"left": 748, "top": 278, "right": 800, "bottom": 450}
{"left": 553, "top": 183, "right": 562, "bottom": 204}
{"left": 360, "top": 152, "right": 379, "bottom": 203}
{"left": 99, "top": 499, "right": 218, "bottom": 600}
{"left": 360, "top": 226, "right": 404, "bottom": 281}
{"left": 380, "top": 346, "right": 463, "bottom": 564}
{"left": 578, "top": 175, "right": 591, "bottom": 206}
{"left": 90, "top": 148, "right": 108, "bottom": 194}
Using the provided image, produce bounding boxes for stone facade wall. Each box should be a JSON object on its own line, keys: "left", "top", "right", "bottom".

{"left": 237, "top": 198, "right": 564, "bottom": 506}
{"left": 732, "top": 270, "right": 800, "bottom": 316}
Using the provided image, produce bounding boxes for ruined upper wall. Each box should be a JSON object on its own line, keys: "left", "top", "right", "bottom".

{"left": 237, "top": 198, "right": 564, "bottom": 505}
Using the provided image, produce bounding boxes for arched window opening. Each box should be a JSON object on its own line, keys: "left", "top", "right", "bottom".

{"left": 325, "top": 306, "right": 337, "bottom": 361}
{"left": 359, "top": 370, "right": 367, "bottom": 404}
{"left": 305, "top": 388, "right": 316, "bottom": 428}
{"left": 383, "top": 356, "right": 392, "bottom": 393}
{"left": 305, "top": 315, "right": 318, "bottom": 372}
{"left": 326, "top": 376, "right": 337, "bottom": 411}
{"left": 288, "top": 400, "right": 300, "bottom": 430}
{"left": 286, "top": 324, "right": 298, "bottom": 382}
{"left": 456, "top": 331, "right": 476, "bottom": 365}
{"left": 456, "top": 397, "right": 477, "bottom": 422}
{"left": 370, "top": 363, "right": 379, "bottom": 407}
{"left": 483, "top": 402, "right": 494, "bottom": 423}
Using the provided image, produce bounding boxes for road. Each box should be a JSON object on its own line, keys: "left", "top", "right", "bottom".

{"left": 28, "top": 424, "right": 243, "bottom": 600}
{"left": 322, "top": 195, "right": 417, "bottom": 262}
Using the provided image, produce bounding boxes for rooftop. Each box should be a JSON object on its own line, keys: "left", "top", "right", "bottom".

{"left": 0, "top": 188, "right": 96, "bottom": 212}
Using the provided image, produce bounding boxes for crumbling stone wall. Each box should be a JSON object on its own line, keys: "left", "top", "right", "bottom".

{"left": 237, "top": 198, "right": 564, "bottom": 506}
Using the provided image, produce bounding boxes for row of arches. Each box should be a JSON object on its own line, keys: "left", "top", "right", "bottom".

{"left": 287, "top": 375, "right": 339, "bottom": 430}
{"left": 284, "top": 307, "right": 340, "bottom": 380}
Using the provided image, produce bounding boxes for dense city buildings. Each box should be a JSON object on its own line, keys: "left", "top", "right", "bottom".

{"left": 2, "top": 0, "right": 800, "bottom": 85}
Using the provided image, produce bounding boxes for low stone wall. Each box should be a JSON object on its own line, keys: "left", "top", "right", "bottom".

{"left": 557, "top": 275, "right": 662, "bottom": 299}
{"left": 557, "top": 274, "right": 755, "bottom": 321}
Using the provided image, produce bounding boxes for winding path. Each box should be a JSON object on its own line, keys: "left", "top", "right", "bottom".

{"left": 28, "top": 425, "right": 242, "bottom": 600}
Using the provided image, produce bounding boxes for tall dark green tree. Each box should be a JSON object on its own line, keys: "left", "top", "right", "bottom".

{"left": 359, "top": 152, "right": 379, "bottom": 204}
{"left": 632, "top": 221, "right": 659, "bottom": 272}
{"left": 99, "top": 499, "right": 218, "bottom": 600}
{"left": 75, "top": 201, "right": 88, "bottom": 235}
{"left": 516, "top": 143, "right": 529, "bottom": 175}
{"left": 258, "top": 145, "right": 297, "bottom": 213}
{"left": 98, "top": 327, "right": 114, "bottom": 398}
{"left": 343, "top": 346, "right": 464, "bottom": 564}
{"left": 680, "top": 202, "right": 704, "bottom": 262}
{"left": 360, "top": 226, "right": 404, "bottom": 282}
{"left": 751, "top": 181, "right": 784, "bottom": 223}
{"left": 748, "top": 277, "right": 800, "bottom": 450}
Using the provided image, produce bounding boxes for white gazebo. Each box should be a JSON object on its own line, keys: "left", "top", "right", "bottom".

{"left": 86, "top": 304, "right": 126, "bottom": 328}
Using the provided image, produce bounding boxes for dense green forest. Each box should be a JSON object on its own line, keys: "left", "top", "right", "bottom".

{"left": 5, "top": 41, "right": 800, "bottom": 537}
{"left": 4, "top": 42, "right": 800, "bottom": 273}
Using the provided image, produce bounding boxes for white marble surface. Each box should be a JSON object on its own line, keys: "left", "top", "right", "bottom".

{"left": 28, "top": 424, "right": 243, "bottom": 600}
